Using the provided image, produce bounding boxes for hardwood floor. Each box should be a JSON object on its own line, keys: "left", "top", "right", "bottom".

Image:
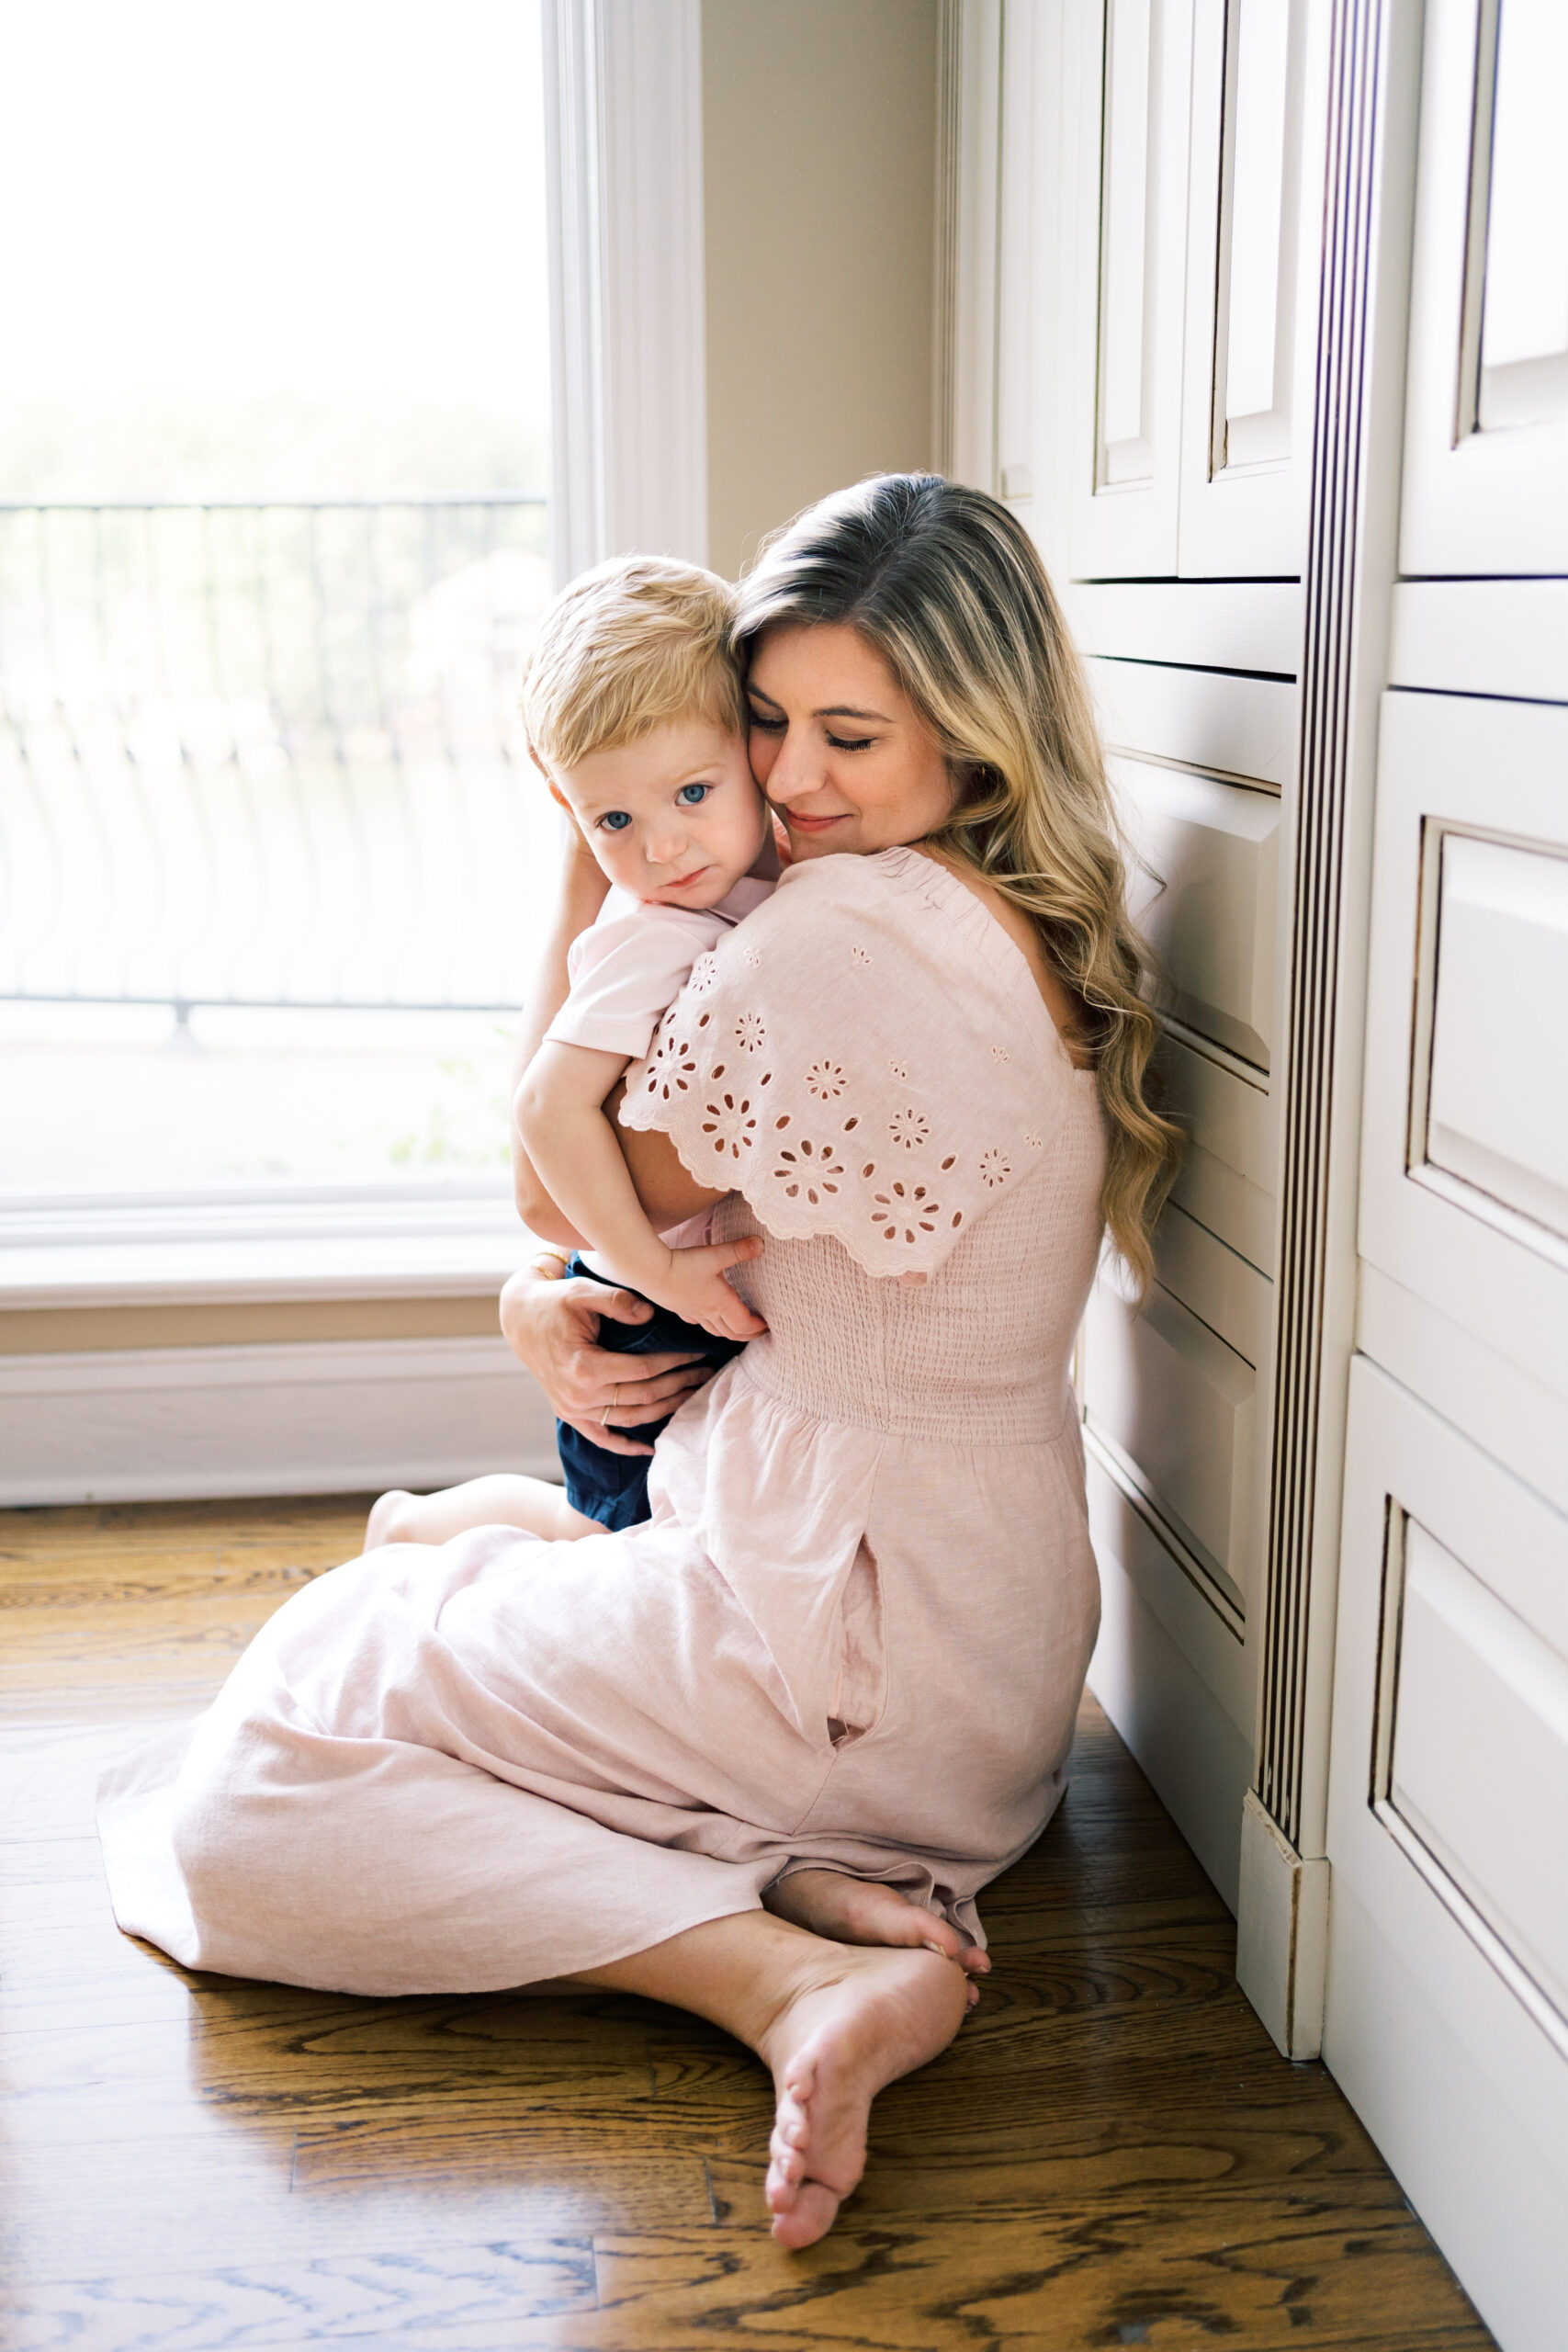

{"left": 1, "top": 1498, "right": 1494, "bottom": 2350}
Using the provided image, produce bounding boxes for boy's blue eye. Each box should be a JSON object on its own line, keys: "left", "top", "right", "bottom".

{"left": 599, "top": 810, "right": 632, "bottom": 831}
{"left": 676, "top": 783, "right": 709, "bottom": 806}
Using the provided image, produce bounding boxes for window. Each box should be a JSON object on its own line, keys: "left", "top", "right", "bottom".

{"left": 1, "top": 0, "right": 552, "bottom": 1223}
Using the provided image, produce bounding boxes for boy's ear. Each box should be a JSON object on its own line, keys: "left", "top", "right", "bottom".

{"left": 546, "top": 780, "right": 575, "bottom": 815}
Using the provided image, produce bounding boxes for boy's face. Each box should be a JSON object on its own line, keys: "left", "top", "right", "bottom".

{"left": 550, "top": 718, "right": 768, "bottom": 909}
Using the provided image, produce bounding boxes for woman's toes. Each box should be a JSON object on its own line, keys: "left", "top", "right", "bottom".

{"left": 771, "top": 2181, "right": 842, "bottom": 2250}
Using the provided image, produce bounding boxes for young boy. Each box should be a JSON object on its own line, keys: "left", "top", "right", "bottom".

{"left": 366, "top": 556, "right": 775, "bottom": 1552}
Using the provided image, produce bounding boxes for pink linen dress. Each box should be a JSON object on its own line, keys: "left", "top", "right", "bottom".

{"left": 97, "top": 849, "right": 1106, "bottom": 1996}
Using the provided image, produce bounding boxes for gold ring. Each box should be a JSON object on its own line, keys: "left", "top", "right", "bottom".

{"left": 602, "top": 1383, "right": 619, "bottom": 1427}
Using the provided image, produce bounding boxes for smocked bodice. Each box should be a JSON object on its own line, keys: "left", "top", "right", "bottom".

{"left": 711, "top": 1066, "right": 1105, "bottom": 1446}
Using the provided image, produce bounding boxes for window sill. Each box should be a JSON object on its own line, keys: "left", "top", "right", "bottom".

{"left": 0, "top": 1190, "right": 531, "bottom": 1310}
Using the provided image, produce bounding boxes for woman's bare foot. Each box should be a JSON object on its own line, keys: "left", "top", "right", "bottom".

{"left": 765, "top": 1870, "right": 988, "bottom": 2002}
{"left": 756, "top": 1942, "right": 968, "bottom": 2249}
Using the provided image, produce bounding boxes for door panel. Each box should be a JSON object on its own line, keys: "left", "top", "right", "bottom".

{"left": 1080, "top": 1195, "right": 1270, "bottom": 1662}
{"left": 1389, "top": 1519, "right": 1568, "bottom": 2025}
{"left": 1326, "top": 1358, "right": 1568, "bottom": 2352}
{"left": 1159, "top": 1029, "right": 1275, "bottom": 1273}
{"left": 1390, "top": 579, "right": 1568, "bottom": 704}
{"left": 1359, "top": 692, "right": 1568, "bottom": 1420}
{"left": 1425, "top": 836, "right": 1568, "bottom": 1241}
{"left": 1092, "top": 662, "right": 1297, "bottom": 784}
{"left": 1068, "top": 0, "right": 1194, "bottom": 578}
{"left": 1081, "top": 1272, "right": 1255, "bottom": 1617}
{"left": 1117, "top": 755, "right": 1280, "bottom": 1069}
{"left": 1177, "top": 0, "right": 1325, "bottom": 574}
{"left": 1085, "top": 1453, "right": 1252, "bottom": 1724}
{"left": 1401, "top": 0, "right": 1568, "bottom": 575}
{"left": 1065, "top": 579, "right": 1304, "bottom": 674}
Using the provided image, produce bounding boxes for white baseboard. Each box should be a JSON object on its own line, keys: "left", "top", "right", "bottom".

{"left": 0, "top": 1338, "right": 560, "bottom": 1506}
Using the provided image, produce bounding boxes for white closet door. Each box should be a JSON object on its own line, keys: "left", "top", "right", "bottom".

{"left": 1176, "top": 0, "right": 1327, "bottom": 576}
{"left": 1323, "top": 18, "right": 1568, "bottom": 2335}
{"left": 1401, "top": 0, "right": 1568, "bottom": 576}
{"left": 1067, "top": 0, "right": 1195, "bottom": 580}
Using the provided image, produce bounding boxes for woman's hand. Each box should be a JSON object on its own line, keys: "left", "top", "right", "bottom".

{"left": 499, "top": 1261, "right": 716, "bottom": 1457}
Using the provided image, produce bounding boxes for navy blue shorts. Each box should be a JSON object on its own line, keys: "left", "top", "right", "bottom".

{"left": 556, "top": 1255, "right": 746, "bottom": 1532}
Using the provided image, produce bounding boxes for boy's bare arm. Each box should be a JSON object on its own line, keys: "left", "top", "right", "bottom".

{"left": 517, "top": 1043, "right": 763, "bottom": 1340}
{"left": 511, "top": 831, "right": 611, "bottom": 1235}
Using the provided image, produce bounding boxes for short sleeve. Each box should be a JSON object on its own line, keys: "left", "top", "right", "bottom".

{"left": 618, "top": 849, "right": 1080, "bottom": 1278}
{"left": 546, "top": 901, "right": 726, "bottom": 1061}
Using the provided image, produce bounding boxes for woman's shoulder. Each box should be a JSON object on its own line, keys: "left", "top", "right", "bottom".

{"left": 771, "top": 845, "right": 931, "bottom": 911}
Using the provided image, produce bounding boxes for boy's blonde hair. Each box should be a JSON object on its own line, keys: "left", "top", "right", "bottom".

{"left": 521, "top": 554, "right": 743, "bottom": 773}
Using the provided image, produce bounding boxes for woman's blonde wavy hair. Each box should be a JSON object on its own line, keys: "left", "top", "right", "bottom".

{"left": 733, "top": 473, "right": 1181, "bottom": 1296}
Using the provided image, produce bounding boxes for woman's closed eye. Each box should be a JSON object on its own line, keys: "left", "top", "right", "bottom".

{"left": 749, "top": 708, "right": 873, "bottom": 753}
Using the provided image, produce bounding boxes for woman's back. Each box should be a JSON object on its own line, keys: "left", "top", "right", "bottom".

{"left": 715, "top": 1092, "right": 1103, "bottom": 1447}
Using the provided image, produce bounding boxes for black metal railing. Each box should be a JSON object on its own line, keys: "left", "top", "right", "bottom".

{"left": 0, "top": 495, "right": 555, "bottom": 1015}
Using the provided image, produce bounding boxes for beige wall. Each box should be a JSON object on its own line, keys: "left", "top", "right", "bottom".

{"left": 7, "top": 3, "right": 941, "bottom": 1360}
{"left": 703, "top": 0, "right": 939, "bottom": 581}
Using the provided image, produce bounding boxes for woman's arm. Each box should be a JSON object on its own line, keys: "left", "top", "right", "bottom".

{"left": 511, "top": 825, "right": 611, "bottom": 1235}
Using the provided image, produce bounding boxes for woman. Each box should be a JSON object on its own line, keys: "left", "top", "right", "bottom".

{"left": 99, "top": 476, "right": 1178, "bottom": 2250}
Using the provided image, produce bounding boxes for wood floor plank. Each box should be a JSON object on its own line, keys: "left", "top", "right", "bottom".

{"left": 3, "top": 2165, "right": 716, "bottom": 2279}
{"left": 0, "top": 2236, "right": 600, "bottom": 2352}
{"left": 0, "top": 1497, "right": 1495, "bottom": 2350}
{"left": 583, "top": 2197, "right": 1489, "bottom": 2352}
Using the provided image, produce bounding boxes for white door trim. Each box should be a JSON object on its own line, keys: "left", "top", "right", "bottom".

{"left": 542, "top": 0, "right": 708, "bottom": 577}
{"left": 1237, "top": 0, "right": 1423, "bottom": 2059}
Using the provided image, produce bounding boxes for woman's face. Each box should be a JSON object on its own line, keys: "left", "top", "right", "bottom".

{"left": 746, "top": 623, "right": 958, "bottom": 859}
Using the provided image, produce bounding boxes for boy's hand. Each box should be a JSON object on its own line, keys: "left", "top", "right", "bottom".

{"left": 646, "top": 1237, "right": 767, "bottom": 1341}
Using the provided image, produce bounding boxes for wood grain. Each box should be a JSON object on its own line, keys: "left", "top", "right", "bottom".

{"left": 0, "top": 1498, "right": 1495, "bottom": 2351}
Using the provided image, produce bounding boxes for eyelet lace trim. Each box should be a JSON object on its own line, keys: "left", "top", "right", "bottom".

{"left": 631, "top": 994, "right": 1047, "bottom": 1274}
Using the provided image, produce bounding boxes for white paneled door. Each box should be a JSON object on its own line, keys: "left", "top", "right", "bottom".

{"left": 1014, "top": 0, "right": 1325, "bottom": 1915}
{"left": 974, "top": 3, "right": 1568, "bottom": 2337}
{"left": 1321, "top": 6, "right": 1568, "bottom": 2346}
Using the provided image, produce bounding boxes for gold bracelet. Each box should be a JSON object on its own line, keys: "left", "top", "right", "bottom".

{"left": 526, "top": 1248, "right": 572, "bottom": 1280}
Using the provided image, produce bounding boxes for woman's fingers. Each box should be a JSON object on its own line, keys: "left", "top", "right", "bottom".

{"left": 590, "top": 1345, "right": 708, "bottom": 1383}
{"left": 608, "top": 1363, "right": 714, "bottom": 1409}
{"left": 583, "top": 1284, "right": 657, "bottom": 1328}
{"left": 557, "top": 1353, "right": 710, "bottom": 1412}
{"left": 558, "top": 1414, "right": 655, "bottom": 1458}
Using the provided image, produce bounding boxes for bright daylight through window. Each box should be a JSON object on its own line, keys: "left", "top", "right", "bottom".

{"left": 1, "top": 0, "right": 552, "bottom": 1205}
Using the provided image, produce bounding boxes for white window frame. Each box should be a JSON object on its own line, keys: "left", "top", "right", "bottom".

{"left": 1, "top": 0, "right": 709, "bottom": 1312}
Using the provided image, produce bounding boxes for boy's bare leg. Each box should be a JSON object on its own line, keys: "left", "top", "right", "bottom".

{"left": 365, "top": 1475, "right": 600, "bottom": 1551}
